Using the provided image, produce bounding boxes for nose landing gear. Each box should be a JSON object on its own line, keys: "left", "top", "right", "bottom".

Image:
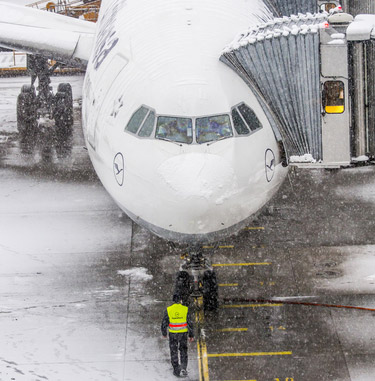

{"left": 174, "top": 246, "right": 218, "bottom": 312}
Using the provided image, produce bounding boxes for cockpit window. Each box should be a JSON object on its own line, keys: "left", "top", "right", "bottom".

{"left": 237, "top": 103, "right": 262, "bottom": 132}
{"left": 156, "top": 116, "right": 193, "bottom": 144}
{"left": 126, "top": 103, "right": 262, "bottom": 144}
{"left": 231, "top": 108, "right": 250, "bottom": 135}
{"left": 125, "top": 106, "right": 149, "bottom": 133}
{"left": 138, "top": 111, "right": 155, "bottom": 137}
{"left": 196, "top": 114, "right": 233, "bottom": 144}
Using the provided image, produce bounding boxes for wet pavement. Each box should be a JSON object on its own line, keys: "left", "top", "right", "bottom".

{"left": 1, "top": 75, "right": 375, "bottom": 381}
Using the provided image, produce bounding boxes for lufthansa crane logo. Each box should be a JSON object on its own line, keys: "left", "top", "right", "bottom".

{"left": 113, "top": 152, "right": 124, "bottom": 186}
{"left": 265, "top": 149, "right": 275, "bottom": 183}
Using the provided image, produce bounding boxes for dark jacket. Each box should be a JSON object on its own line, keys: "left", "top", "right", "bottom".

{"left": 161, "top": 305, "right": 194, "bottom": 338}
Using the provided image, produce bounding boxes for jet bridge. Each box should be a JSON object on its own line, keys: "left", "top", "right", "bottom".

{"left": 263, "top": 0, "right": 319, "bottom": 17}
{"left": 221, "top": 5, "right": 375, "bottom": 167}
{"left": 346, "top": 15, "right": 375, "bottom": 159}
{"left": 221, "top": 12, "right": 327, "bottom": 164}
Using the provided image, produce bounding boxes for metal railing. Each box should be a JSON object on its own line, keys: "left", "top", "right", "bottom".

{"left": 27, "top": 0, "right": 81, "bottom": 11}
{"left": 26, "top": 0, "right": 100, "bottom": 21}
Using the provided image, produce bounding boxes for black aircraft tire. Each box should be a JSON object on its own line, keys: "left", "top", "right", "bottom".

{"left": 17, "top": 87, "right": 37, "bottom": 154}
{"left": 54, "top": 90, "right": 73, "bottom": 158}
{"left": 17, "top": 93, "right": 28, "bottom": 133}
{"left": 174, "top": 271, "right": 191, "bottom": 306}
{"left": 55, "top": 129, "right": 72, "bottom": 158}
{"left": 55, "top": 120, "right": 73, "bottom": 158}
{"left": 41, "top": 144, "right": 53, "bottom": 162}
{"left": 17, "top": 90, "right": 37, "bottom": 129}
{"left": 57, "top": 82, "right": 73, "bottom": 99}
{"left": 56, "top": 83, "right": 73, "bottom": 127}
{"left": 203, "top": 270, "right": 218, "bottom": 311}
{"left": 19, "top": 125, "right": 37, "bottom": 155}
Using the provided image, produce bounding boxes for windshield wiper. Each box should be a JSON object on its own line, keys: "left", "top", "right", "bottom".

{"left": 156, "top": 137, "right": 184, "bottom": 146}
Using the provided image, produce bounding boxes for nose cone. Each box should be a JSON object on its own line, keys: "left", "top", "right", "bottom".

{"left": 158, "top": 152, "right": 237, "bottom": 200}
{"left": 157, "top": 153, "right": 238, "bottom": 233}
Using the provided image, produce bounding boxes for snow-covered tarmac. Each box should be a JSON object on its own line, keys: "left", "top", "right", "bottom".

{"left": 1, "top": 75, "right": 375, "bottom": 381}
{"left": 0, "top": 75, "right": 198, "bottom": 380}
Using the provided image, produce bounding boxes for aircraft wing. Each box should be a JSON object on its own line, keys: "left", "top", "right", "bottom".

{"left": 0, "top": 1, "right": 96, "bottom": 67}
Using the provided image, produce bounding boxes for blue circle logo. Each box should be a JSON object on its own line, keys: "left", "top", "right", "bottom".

{"left": 265, "top": 149, "right": 275, "bottom": 182}
{"left": 113, "top": 152, "right": 124, "bottom": 186}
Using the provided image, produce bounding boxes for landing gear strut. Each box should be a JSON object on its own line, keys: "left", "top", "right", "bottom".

{"left": 16, "top": 54, "right": 74, "bottom": 158}
{"left": 174, "top": 247, "right": 218, "bottom": 312}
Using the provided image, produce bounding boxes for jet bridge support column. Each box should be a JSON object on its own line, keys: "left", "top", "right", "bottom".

{"left": 344, "top": 0, "right": 375, "bottom": 16}
{"left": 320, "top": 13, "right": 353, "bottom": 166}
{"left": 367, "top": 42, "right": 375, "bottom": 156}
{"left": 350, "top": 42, "right": 367, "bottom": 157}
{"left": 346, "top": 13, "right": 375, "bottom": 160}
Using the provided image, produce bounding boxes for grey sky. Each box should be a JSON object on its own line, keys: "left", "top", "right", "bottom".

{"left": 1, "top": 0, "right": 35, "bottom": 5}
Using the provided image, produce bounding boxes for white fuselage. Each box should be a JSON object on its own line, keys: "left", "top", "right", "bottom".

{"left": 82, "top": 0, "right": 288, "bottom": 243}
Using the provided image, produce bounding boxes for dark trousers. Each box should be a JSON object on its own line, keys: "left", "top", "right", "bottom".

{"left": 169, "top": 332, "right": 188, "bottom": 371}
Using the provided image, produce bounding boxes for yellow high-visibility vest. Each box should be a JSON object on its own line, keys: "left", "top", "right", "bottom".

{"left": 167, "top": 303, "right": 188, "bottom": 333}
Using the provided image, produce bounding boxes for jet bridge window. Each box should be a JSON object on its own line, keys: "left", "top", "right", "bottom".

{"left": 320, "top": 3, "right": 338, "bottom": 12}
{"left": 156, "top": 116, "right": 193, "bottom": 144}
{"left": 323, "top": 81, "right": 345, "bottom": 114}
{"left": 231, "top": 103, "right": 262, "bottom": 134}
{"left": 196, "top": 114, "right": 232, "bottom": 144}
{"left": 125, "top": 106, "right": 149, "bottom": 134}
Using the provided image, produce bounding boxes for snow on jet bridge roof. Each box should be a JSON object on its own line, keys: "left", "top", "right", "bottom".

{"left": 346, "top": 14, "right": 375, "bottom": 41}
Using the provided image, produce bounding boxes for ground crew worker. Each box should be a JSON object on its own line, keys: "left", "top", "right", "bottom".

{"left": 161, "top": 295, "right": 194, "bottom": 378}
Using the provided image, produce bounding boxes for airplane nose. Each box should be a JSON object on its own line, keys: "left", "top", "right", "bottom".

{"left": 157, "top": 152, "right": 238, "bottom": 208}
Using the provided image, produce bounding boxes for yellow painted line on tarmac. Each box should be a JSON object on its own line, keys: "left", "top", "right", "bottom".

{"left": 207, "top": 351, "right": 292, "bottom": 358}
{"left": 245, "top": 226, "right": 265, "bottom": 230}
{"left": 213, "top": 263, "right": 271, "bottom": 267}
{"left": 221, "top": 303, "right": 282, "bottom": 308}
{"left": 259, "top": 281, "right": 276, "bottom": 286}
{"left": 197, "top": 340, "right": 205, "bottom": 381}
{"left": 202, "top": 245, "right": 234, "bottom": 249}
{"left": 197, "top": 340, "right": 202, "bottom": 381}
{"left": 196, "top": 296, "right": 209, "bottom": 381}
{"left": 269, "top": 326, "right": 287, "bottom": 332}
{"left": 200, "top": 338, "right": 209, "bottom": 380}
{"left": 217, "top": 328, "right": 248, "bottom": 332}
{"left": 0, "top": 67, "right": 27, "bottom": 71}
{"left": 218, "top": 283, "right": 239, "bottom": 287}
{"left": 195, "top": 299, "right": 204, "bottom": 325}
{"left": 221, "top": 380, "right": 257, "bottom": 381}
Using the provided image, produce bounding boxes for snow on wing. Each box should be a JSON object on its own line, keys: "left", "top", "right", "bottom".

{"left": 0, "top": 1, "right": 96, "bottom": 66}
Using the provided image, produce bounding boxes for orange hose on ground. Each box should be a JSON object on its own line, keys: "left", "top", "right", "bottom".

{"left": 222, "top": 298, "right": 375, "bottom": 312}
